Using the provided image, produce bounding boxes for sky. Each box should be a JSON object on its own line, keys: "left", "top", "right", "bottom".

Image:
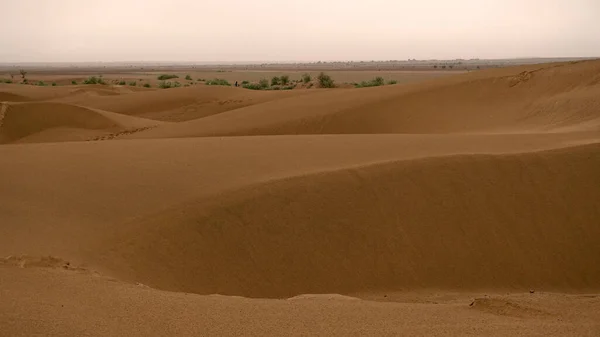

{"left": 1, "top": 0, "right": 599, "bottom": 62}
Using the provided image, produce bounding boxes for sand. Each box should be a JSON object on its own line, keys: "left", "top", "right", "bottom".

{"left": 1, "top": 60, "right": 599, "bottom": 336}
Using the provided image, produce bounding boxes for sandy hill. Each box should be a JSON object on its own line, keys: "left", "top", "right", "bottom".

{"left": 63, "top": 84, "right": 315, "bottom": 122}
{"left": 127, "top": 60, "right": 600, "bottom": 139}
{"left": 0, "top": 102, "right": 162, "bottom": 144}
{"left": 1, "top": 60, "right": 599, "bottom": 336}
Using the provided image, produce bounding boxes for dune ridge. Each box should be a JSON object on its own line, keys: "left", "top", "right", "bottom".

{"left": 127, "top": 60, "right": 600, "bottom": 139}
{"left": 0, "top": 102, "right": 162, "bottom": 144}
{"left": 93, "top": 143, "right": 600, "bottom": 298}
{"left": 1, "top": 60, "right": 600, "bottom": 336}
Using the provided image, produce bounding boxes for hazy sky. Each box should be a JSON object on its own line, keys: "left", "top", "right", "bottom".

{"left": 2, "top": 0, "right": 599, "bottom": 62}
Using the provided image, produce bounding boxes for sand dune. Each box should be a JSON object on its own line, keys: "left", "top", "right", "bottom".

{"left": 0, "top": 102, "right": 161, "bottom": 144}
{"left": 69, "top": 84, "right": 315, "bottom": 121}
{"left": 1, "top": 60, "right": 599, "bottom": 336}
{"left": 128, "top": 60, "right": 600, "bottom": 139}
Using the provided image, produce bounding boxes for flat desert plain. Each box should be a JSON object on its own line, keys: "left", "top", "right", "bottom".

{"left": 1, "top": 60, "right": 600, "bottom": 336}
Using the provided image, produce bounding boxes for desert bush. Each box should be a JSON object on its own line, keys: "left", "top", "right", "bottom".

{"left": 280, "top": 75, "right": 290, "bottom": 85}
{"left": 257, "top": 78, "right": 268, "bottom": 89}
{"left": 241, "top": 80, "right": 249, "bottom": 85}
{"left": 317, "top": 72, "right": 335, "bottom": 88}
{"left": 356, "top": 76, "right": 385, "bottom": 88}
{"left": 242, "top": 82, "right": 263, "bottom": 90}
{"left": 37, "top": 81, "right": 46, "bottom": 86}
{"left": 71, "top": 80, "right": 77, "bottom": 85}
{"left": 0, "top": 78, "right": 12, "bottom": 83}
{"left": 302, "top": 73, "right": 311, "bottom": 83}
{"left": 19, "top": 69, "right": 27, "bottom": 80}
{"left": 205, "top": 78, "right": 231, "bottom": 86}
{"left": 143, "top": 83, "right": 151, "bottom": 88}
{"left": 184, "top": 84, "right": 190, "bottom": 87}
{"left": 185, "top": 75, "right": 192, "bottom": 80}
{"left": 158, "top": 81, "right": 172, "bottom": 89}
{"left": 157, "top": 74, "right": 179, "bottom": 80}
{"left": 128, "top": 81, "right": 137, "bottom": 86}
{"left": 387, "top": 79, "right": 398, "bottom": 85}
{"left": 271, "top": 76, "right": 281, "bottom": 86}
{"left": 173, "top": 81, "right": 182, "bottom": 88}
{"left": 83, "top": 76, "right": 106, "bottom": 85}
{"left": 51, "top": 82, "right": 57, "bottom": 86}
{"left": 118, "top": 80, "right": 126, "bottom": 85}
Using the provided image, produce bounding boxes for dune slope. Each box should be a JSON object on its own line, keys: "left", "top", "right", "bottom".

{"left": 95, "top": 144, "right": 600, "bottom": 298}
{"left": 0, "top": 102, "right": 161, "bottom": 144}
{"left": 129, "top": 60, "right": 600, "bottom": 139}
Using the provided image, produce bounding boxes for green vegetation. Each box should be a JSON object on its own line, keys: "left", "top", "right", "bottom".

{"left": 158, "top": 81, "right": 172, "bottom": 89}
{"left": 143, "top": 83, "right": 151, "bottom": 88}
{"left": 271, "top": 76, "right": 281, "bottom": 86}
{"left": 71, "top": 80, "right": 77, "bottom": 85}
{"left": 280, "top": 75, "right": 290, "bottom": 85}
{"left": 118, "top": 80, "right": 126, "bottom": 85}
{"left": 387, "top": 79, "right": 398, "bottom": 85}
{"left": 185, "top": 75, "right": 192, "bottom": 80}
{"left": 51, "top": 82, "right": 57, "bottom": 86}
{"left": 317, "top": 72, "right": 335, "bottom": 88}
{"left": 241, "top": 80, "right": 249, "bottom": 85}
{"left": 19, "top": 69, "right": 27, "bottom": 81}
{"left": 128, "top": 81, "right": 137, "bottom": 86}
{"left": 157, "top": 74, "right": 179, "bottom": 80}
{"left": 302, "top": 73, "right": 311, "bottom": 83}
{"left": 205, "top": 78, "right": 231, "bottom": 86}
{"left": 259, "top": 78, "right": 269, "bottom": 89}
{"left": 37, "top": 81, "right": 47, "bottom": 86}
{"left": 354, "top": 76, "right": 384, "bottom": 88}
{"left": 0, "top": 78, "right": 12, "bottom": 83}
{"left": 83, "top": 76, "right": 106, "bottom": 85}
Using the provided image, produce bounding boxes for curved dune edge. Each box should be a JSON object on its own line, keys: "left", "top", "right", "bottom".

{"left": 127, "top": 59, "right": 600, "bottom": 139}
{"left": 91, "top": 143, "right": 600, "bottom": 298}
{"left": 2, "top": 267, "right": 598, "bottom": 337}
{"left": 0, "top": 102, "right": 163, "bottom": 144}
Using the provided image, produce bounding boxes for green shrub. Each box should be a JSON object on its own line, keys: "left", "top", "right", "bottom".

{"left": 242, "top": 82, "right": 263, "bottom": 90}
{"left": 37, "top": 81, "right": 46, "bottom": 86}
{"left": 83, "top": 76, "right": 106, "bottom": 85}
{"left": 271, "top": 76, "right": 281, "bottom": 86}
{"left": 51, "top": 82, "right": 57, "bottom": 86}
{"left": 143, "top": 83, "right": 151, "bottom": 88}
{"left": 205, "top": 78, "right": 231, "bottom": 86}
{"left": 157, "top": 74, "right": 179, "bottom": 80}
{"left": 317, "top": 72, "right": 335, "bottom": 88}
{"left": 302, "top": 73, "right": 311, "bottom": 83}
{"left": 280, "top": 75, "right": 290, "bottom": 85}
{"left": 259, "top": 78, "right": 269, "bottom": 89}
{"left": 71, "top": 80, "right": 77, "bottom": 85}
{"left": 158, "top": 81, "right": 172, "bottom": 89}
{"left": 173, "top": 81, "right": 182, "bottom": 88}
{"left": 355, "top": 77, "right": 386, "bottom": 88}
{"left": 387, "top": 79, "right": 398, "bottom": 85}
{"left": 118, "top": 80, "right": 126, "bottom": 85}
{"left": 128, "top": 81, "right": 137, "bottom": 86}
{"left": 241, "top": 80, "right": 249, "bottom": 85}
{"left": 185, "top": 75, "right": 192, "bottom": 80}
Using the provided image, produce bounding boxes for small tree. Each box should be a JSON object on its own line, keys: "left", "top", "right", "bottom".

{"left": 19, "top": 69, "right": 27, "bottom": 80}
{"left": 280, "top": 75, "right": 290, "bottom": 85}
{"left": 185, "top": 75, "right": 192, "bottom": 80}
{"left": 259, "top": 78, "right": 269, "bottom": 89}
{"left": 317, "top": 72, "right": 335, "bottom": 88}
{"left": 271, "top": 76, "right": 281, "bottom": 86}
{"left": 302, "top": 73, "right": 311, "bottom": 83}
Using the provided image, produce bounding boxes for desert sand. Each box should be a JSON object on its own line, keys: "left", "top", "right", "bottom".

{"left": 1, "top": 60, "right": 599, "bottom": 336}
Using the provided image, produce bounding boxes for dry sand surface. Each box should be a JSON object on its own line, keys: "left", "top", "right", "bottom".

{"left": 1, "top": 60, "right": 600, "bottom": 336}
